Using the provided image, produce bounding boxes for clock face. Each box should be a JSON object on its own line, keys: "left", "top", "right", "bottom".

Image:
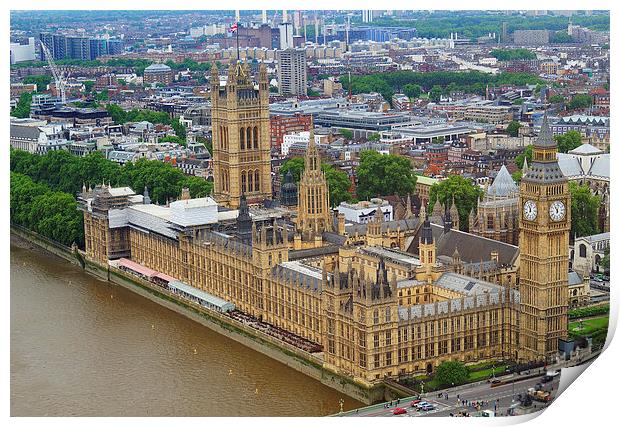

{"left": 523, "top": 200, "right": 537, "bottom": 221}
{"left": 549, "top": 200, "right": 566, "bottom": 222}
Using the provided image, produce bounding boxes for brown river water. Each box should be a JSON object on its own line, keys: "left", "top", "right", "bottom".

{"left": 10, "top": 236, "right": 363, "bottom": 416}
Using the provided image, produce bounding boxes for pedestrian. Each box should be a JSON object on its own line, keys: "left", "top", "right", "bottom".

{"left": 457, "top": 394, "right": 460, "bottom": 400}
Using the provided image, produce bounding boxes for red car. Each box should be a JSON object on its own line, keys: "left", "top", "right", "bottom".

{"left": 410, "top": 399, "right": 422, "bottom": 407}
{"left": 393, "top": 407, "right": 407, "bottom": 415}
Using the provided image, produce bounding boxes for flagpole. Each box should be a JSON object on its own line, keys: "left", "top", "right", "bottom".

{"left": 236, "top": 21, "right": 240, "bottom": 61}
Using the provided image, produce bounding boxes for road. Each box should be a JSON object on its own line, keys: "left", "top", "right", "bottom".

{"left": 337, "top": 374, "right": 560, "bottom": 417}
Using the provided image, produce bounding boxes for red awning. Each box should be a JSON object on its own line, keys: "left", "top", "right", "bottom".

{"left": 118, "top": 258, "right": 157, "bottom": 278}
{"left": 154, "top": 272, "right": 176, "bottom": 283}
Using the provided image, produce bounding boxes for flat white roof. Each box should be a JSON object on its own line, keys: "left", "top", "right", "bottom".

{"left": 129, "top": 204, "right": 171, "bottom": 220}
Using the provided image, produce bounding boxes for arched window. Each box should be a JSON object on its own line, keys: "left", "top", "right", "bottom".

{"left": 247, "top": 171, "right": 253, "bottom": 193}
{"left": 253, "top": 126, "right": 259, "bottom": 149}
{"left": 579, "top": 244, "right": 587, "bottom": 258}
{"left": 239, "top": 127, "right": 245, "bottom": 150}
{"left": 385, "top": 307, "right": 391, "bottom": 322}
{"left": 255, "top": 170, "right": 260, "bottom": 191}
{"left": 241, "top": 171, "right": 247, "bottom": 193}
{"left": 219, "top": 126, "right": 224, "bottom": 148}
{"left": 247, "top": 127, "right": 252, "bottom": 150}
{"left": 373, "top": 309, "right": 379, "bottom": 325}
{"left": 487, "top": 214, "right": 494, "bottom": 230}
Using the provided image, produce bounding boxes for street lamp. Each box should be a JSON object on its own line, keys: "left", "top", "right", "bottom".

{"left": 339, "top": 398, "right": 344, "bottom": 413}
{"left": 421, "top": 381, "right": 425, "bottom": 395}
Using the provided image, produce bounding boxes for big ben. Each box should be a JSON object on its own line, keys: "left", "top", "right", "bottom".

{"left": 518, "top": 114, "right": 571, "bottom": 362}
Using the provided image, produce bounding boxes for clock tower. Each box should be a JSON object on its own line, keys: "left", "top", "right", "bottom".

{"left": 518, "top": 114, "right": 571, "bottom": 362}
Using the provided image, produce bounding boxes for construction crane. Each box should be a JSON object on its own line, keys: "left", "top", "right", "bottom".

{"left": 40, "top": 42, "right": 66, "bottom": 104}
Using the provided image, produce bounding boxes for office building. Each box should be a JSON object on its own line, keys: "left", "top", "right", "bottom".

{"left": 143, "top": 63, "right": 174, "bottom": 85}
{"left": 277, "top": 49, "right": 308, "bottom": 96}
{"left": 10, "top": 37, "right": 36, "bottom": 64}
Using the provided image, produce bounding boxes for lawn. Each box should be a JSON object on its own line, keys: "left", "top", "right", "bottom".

{"left": 569, "top": 315, "right": 609, "bottom": 337}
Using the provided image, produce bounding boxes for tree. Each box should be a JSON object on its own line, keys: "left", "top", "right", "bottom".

{"left": 548, "top": 94, "right": 565, "bottom": 104}
{"left": 555, "top": 131, "right": 581, "bottom": 153}
{"left": 506, "top": 121, "right": 521, "bottom": 137}
{"left": 515, "top": 145, "right": 533, "bottom": 170}
{"left": 600, "top": 247, "right": 610, "bottom": 272}
{"left": 403, "top": 83, "right": 422, "bottom": 99}
{"left": 568, "top": 94, "right": 593, "bottom": 111}
{"left": 428, "top": 175, "right": 483, "bottom": 231}
{"left": 182, "top": 176, "right": 213, "bottom": 198}
{"left": 279, "top": 157, "right": 351, "bottom": 206}
{"left": 356, "top": 151, "right": 417, "bottom": 200}
{"left": 339, "top": 128, "right": 354, "bottom": 140}
{"left": 279, "top": 157, "right": 306, "bottom": 183}
{"left": 23, "top": 74, "right": 53, "bottom": 92}
{"left": 511, "top": 170, "right": 523, "bottom": 183}
{"left": 429, "top": 85, "right": 443, "bottom": 102}
{"left": 171, "top": 118, "right": 187, "bottom": 139}
{"left": 322, "top": 164, "right": 352, "bottom": 207}
{"left": 95, "top": 89, "right": 109, "bottom": 101}
{"left": 367, "top": 133, "right": 381, "bottom": 142}
{"left": 490, "top": 48, "right": 536, "bottom": 61}
{"left": 435, "top": 361, "right": 470, "bottom": 387}
{"left": 159, "top": 135, "right": 186, "bottom": 146}
{"left": 569, "top": 182, "right": 600, "bottom": 238}
{"left": 83, "top": 80, "right": 95, "bottom": 93}
{"left": 11, "top": 92, "right": 33, "bottom": 118}
{"left": 551, "top": 31, "right": 573, "bottom": 43}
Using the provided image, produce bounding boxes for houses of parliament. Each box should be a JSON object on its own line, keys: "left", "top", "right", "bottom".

{"left": 79, "top": 61, "right": 570, "bottom": 386}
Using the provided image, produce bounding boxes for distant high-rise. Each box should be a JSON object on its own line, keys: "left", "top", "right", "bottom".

{"left": 362, "top": 10, "right": 373, "bottom": 23}
{"left": 278, "top": 22, "right": 294, "bottom": 49}
{"left": 39, "top": 32, "right": 123, "bottom": 61}
{"left": 10, "top": 37, "right": 36, "bottom": 64}
{"left": 277, "top": 49, "right": 307, "bottom": 96}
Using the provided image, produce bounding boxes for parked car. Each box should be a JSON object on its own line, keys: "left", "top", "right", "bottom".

{"left": 393, "top": 407, "right": 407, "bottom": 415}
{"left": 419, "top": 403, "right": 435, "bottom": 411}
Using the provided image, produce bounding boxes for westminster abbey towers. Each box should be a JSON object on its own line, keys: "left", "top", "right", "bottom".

{"left": 518, "top": 115, "right": 571, "bottom": 362}
{"left": 211, "top": 61, "right": 272, "bottom": 208}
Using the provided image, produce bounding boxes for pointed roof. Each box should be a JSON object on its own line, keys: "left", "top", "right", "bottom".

{"left": 534, "top": 113, "right": 556, "bottom": 148}
{"left": 487, "top": 165, "right": 518, "bottom": 197}
{"left": 568, "top": 143, "right": 602, "bottom": 155}
{"left": 522, "top": 157, "right": 529, "bottom": 174}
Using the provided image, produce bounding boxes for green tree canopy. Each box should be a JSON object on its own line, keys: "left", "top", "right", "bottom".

{"left": 356, "top": 151, "right": 417, "bottom": 201}
{"left": 435, "top": 361, "right": 470, "bottom": 387}
{"left": 279, "top": 157, "right": 306, "bottom": 183}
{"left": 600, "top": 247, "right": 610, "bottom": 272}
{"left": 569, "top": 182, "right": 601, "bottom": 238}
{"left": 403, "top": 83, "right": 422, "bottom": 99}
{"left": 159, "top": 135, "right": 186, "bottom": 146}
{"left": 95, "top": 89, "right": 109, "bottom": 101}
{"left": 105, "top": 105, "right": 171, "bottom": 125}
{"left": 506, "top": 121, "right": 521, "bottom": 137}
{"left": 339, "top": 128, "right": 354, "bottom": 140}
{"left": 10, "top": 172, "right": 84, "bottom": 247}
{"left": 429, "top": 85, "right": 443, "bottom": 102}
{"left": 568, "top": 94, "right": 593, "bottom": 111}
{"left": 367, "top": 133, "right": 381, "bottom": 141}
{"left": 23, "top": 74, "right": 53, "bottom": 92}
{"left": 171, "top": 118, "right": 187, "bottom": 139}
{"left": 555, "top": 131, "right": 582, "bottom": 153}
{"left": 548, "top": 94, "right": 565, "bottom": 104}
{"left": 428, "top": 175, "right": 483, "bottom": 231}
{"left": 515, "top": 145, "right": 533, "bottom": 170}
{"left": 11, "top": 92, "right": 33, "bottom": 119}
{"left": 279, "top": 157, "right": 352, "bottom": 206}
{"left": 490, "top": 48, "right": 536, "bottom": 61}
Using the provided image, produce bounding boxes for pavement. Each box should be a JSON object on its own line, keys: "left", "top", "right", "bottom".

{"left": 337, "top": 373, "right": 560, "bottom": 417}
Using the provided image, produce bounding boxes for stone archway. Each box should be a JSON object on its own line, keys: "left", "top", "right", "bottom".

{"left": 426, "top": 362, "right": 433, "bottom": 375}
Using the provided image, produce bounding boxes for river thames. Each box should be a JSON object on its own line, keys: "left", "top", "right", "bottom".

{"left": 10, "top": 236, "right": 363, "bottom": 416}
